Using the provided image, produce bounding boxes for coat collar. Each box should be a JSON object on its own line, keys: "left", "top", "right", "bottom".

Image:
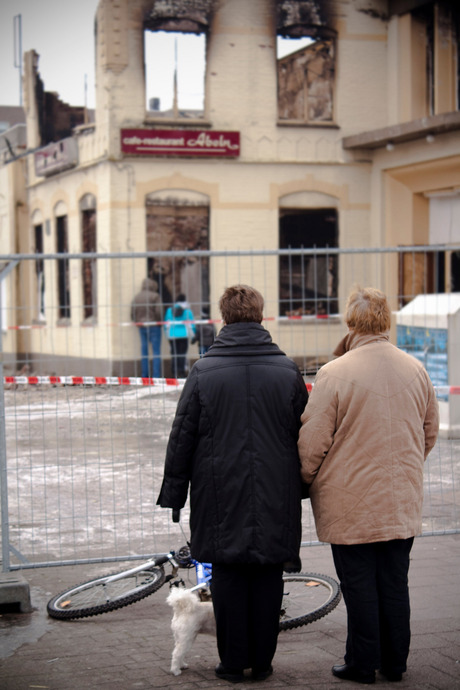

{"left": 333, "top": 330, "right": 390, "bottom": 357}
{"left": 205, "top": 322, "right": 285, "bottom": 356}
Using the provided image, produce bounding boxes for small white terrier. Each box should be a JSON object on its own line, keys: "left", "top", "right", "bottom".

{"left": 166, "top": 586, "right": 216, "bottom": 676}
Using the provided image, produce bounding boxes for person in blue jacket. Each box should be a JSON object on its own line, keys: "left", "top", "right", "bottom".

{"left": 157, "top": 284, "right": 308, "bottom": 683}
{"left": 164, "top": 294, "right": 196, "bottom": 378}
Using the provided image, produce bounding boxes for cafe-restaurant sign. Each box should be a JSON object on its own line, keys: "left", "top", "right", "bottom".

{"left": 121, "top": 128, "right": 240, "bottom": 158}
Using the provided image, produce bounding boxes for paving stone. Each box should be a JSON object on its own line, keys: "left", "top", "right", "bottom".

{"left": 0, "top": 536, "right": 458, "bottom": 689}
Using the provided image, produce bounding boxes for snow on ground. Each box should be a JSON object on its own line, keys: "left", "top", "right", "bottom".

{"left": 2, "top": 384, "right": 459, "bottom": 567}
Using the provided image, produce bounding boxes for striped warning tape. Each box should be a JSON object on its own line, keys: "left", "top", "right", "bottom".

{"left": 2, "top": 376, "right": 459, "bottom": 396}
{"left": 3, "top": 376, "right": 183, "bottom": 387}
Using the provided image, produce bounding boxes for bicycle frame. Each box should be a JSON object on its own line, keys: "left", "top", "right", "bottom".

{"left": 97, "top": 551, "right": 179, "bottom": 585}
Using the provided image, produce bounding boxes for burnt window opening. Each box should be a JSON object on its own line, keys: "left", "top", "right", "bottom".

{"left": 34, "top": 224, "right": 45, "bottom": 321}
{"left": 279, "top": 209, "right": 338, "bottom": 316}
{"left": 81, "top": 205, "right": 97, "bottom": 321}
{"left": 144, "top": 31, "right": 206, "bottom": 117}
{"left": 56, "top": 215, "right": 70, "bottom": 320}
{"left": 146, "top": 200, "right": 209, "bottom": 313}
{"left": 277, "top": 32, "right": 335, "bottom": 123}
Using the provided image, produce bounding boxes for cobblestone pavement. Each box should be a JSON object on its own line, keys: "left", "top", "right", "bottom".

{"left": 0, "top": 535, "right": 459, "bottom": 689}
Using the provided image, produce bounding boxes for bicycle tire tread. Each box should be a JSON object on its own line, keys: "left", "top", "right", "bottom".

{"left": 47, "top": 566, "right": 166, "bottom": 620}
{"left": 279, "top": 572, "right": 341, "bottom": 631}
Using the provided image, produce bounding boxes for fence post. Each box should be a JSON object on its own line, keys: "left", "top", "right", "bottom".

{"left": 0, "top": 260, "right": 19, "bottom": 572}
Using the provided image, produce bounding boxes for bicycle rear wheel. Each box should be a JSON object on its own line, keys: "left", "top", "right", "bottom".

{"left": 47, "top": 566, "right": 166, "bottom": 620}
{"left": 279, "top": 572, "right": 341, "bottom": 631}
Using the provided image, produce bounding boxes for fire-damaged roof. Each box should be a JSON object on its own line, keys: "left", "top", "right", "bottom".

{"left": 144, "top": 0, "right": 216, "bottom": 33}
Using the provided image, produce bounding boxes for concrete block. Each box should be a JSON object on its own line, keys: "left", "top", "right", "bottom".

{"left": 0, "top": 572, "right": 32, "bottom": 613}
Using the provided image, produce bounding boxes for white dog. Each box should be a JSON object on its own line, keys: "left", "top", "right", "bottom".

{"left": 166, "top": 586, "right": 216, "bottom": 676}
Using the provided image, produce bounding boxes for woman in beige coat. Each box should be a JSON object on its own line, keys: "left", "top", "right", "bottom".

{"left": 298, "top": 287, "right": 439, "bottom": 685}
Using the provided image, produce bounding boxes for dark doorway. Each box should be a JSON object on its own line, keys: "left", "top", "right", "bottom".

{"left": 279, "top": 208, "right": 338, "bottom": 316}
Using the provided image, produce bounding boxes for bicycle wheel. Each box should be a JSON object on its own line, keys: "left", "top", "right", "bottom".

{"left": 279, "top": 572, "right": 341, "bottom": 631}
{"left": 47, "top": 566, "right": 166, "bottom": 620}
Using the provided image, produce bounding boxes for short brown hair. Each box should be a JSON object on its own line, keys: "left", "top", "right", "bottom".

{"left": 219, "top": 284, "right": 264, "bottom": 324}
{"left": 345, "top": 286, "right": 391, "bottom": 334}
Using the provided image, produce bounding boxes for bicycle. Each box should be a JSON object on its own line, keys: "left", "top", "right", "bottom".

{"left": 47, "top": 545, "right": 341, "bottom": 631}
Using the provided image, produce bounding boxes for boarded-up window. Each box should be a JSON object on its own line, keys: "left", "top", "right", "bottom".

{"left": 278, "top": 38, "right": 334, "bottom": 123}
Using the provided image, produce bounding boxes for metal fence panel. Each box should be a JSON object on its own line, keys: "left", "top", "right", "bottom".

{"left": 1, "top": 248, "right": 459, "bottom": 570}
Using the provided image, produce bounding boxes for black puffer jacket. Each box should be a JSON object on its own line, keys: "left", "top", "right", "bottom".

{"left": 157, "top": 322, "right": 308, "bottom": 565}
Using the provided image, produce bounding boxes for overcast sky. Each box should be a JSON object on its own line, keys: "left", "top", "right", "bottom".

{"left": 0, "top": 0, "right": 99, "bottom": 108}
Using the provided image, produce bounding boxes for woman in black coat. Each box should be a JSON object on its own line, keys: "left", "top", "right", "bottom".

{"left": 157, "top": 285, "right": 308, "bottom": 683}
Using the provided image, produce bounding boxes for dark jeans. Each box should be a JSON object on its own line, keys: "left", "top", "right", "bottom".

{"left": 210, "top": 563, "right": 284, "bottom": 672}
{"left": 331, "top": 538, "right": 414, "bottom": 676}
{"left": 138, "top": 326, "right": 162, "bottom": 378}
{"left": 169, "top": 338, "right": 188, "bottom": 378}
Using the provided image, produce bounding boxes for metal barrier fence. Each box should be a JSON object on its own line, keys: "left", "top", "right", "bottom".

{"left": 1, "top": 247, "right": 459, "bottom": 570}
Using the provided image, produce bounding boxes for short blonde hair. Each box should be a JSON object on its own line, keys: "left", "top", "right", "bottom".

{"left": 345, "top": 286, "right": 391, "bottom": 334}
{"left": 219, "top": 284, "right": 264, "bottom": 324}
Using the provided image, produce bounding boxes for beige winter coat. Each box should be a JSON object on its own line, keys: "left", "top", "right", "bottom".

{"left": 298, "top": 331, "right": 439, "bottom": 545}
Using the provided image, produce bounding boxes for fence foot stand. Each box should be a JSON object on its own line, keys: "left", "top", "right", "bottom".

{"left": 0, "top": 572, "right": 32, "bottom": 613}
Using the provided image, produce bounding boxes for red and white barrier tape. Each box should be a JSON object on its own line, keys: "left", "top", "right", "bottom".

{"left": 2, "top": 377, "right": 459, "bottom": 396}
{"left": 4, "top": 376, "right": 183, "bottom": 387}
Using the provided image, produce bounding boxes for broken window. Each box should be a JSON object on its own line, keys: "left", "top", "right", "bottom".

{"left": 276, "top": 0, "right": 335, "bottom": 124}
{"left": 80, "top": 195, "right": 97, "bottom": 322}
{"left": 146, "top": 194, "right": 209, "bottom": 312}
{"left": 56, "top": 215, "right": 70, "bottom": 320}
{"left": 277, "top": 36, "right": 335, "bottom": 123}
{"left": 144, "top": 0, "right": 213, "bottom": 119}
{"left": 279, "top": 209, "right": 338, "bottom": 316}
{"left": 145, "top": 31, "right": 206, "bottom": 117}
{"left": 34, "top": 223, "right": 45, "bottom": 321}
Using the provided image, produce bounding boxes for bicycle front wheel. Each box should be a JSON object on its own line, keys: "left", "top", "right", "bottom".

{"left": 47, "top": 566, "right": 166, "bottom": 620}
{"left": 279, "top": 572, "right": 341, "bottom": 631}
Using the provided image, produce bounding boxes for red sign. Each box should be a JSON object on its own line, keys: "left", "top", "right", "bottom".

{"left": 121, "top": 128, "right": 240, "bottom": 158}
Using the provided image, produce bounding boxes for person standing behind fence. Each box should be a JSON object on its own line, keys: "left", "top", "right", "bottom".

{"left": 157, "top": 284, "right": 309, "bottom": 683}
{"left": 131, "top": 278, "right": 163, "bottom": 379}
{"left": 298, "top": 286, "right": 439, "bottom": 685}
{"left": 191, "top": 307, "right": 216, "bottom": 356}
{"left": 164, "top": 294, "right": 196, "bottom": 378}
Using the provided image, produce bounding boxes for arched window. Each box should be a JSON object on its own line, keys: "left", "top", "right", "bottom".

{"left": 32, "top": 209, "right": 46, "bottom": 322}
{"left": 279, "top": 192, "right": 339, "bottom": 316}
{"left": 145, "top": 190, "right": 210, "bottom": 312}
{"left": 80, "top": 194, "right": 97, "bottom": 321}
{"left": 54, "top": 202, "right": 70, "bottom": 321}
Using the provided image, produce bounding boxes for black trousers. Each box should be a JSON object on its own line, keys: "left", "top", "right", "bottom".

{"left": 331, "top": 538, "right": 414, "bottom": 676}
{"left": 169, "top": 338, "right": 188, "bottom": 378}
{"left": 210, "top": 563, "right": 284, "bottom": 672}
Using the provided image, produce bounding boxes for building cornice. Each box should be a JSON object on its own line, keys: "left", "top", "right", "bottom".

{"left": 342, "top": 111, "right": 460, "bottom": 150}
